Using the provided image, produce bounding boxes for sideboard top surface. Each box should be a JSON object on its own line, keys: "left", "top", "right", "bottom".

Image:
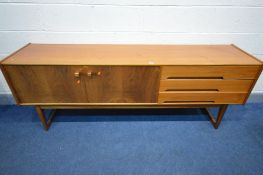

{"left": 1, "top": 43, "right": 262, "bottom": 65}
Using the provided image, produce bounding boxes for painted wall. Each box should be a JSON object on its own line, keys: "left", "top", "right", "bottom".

{"left": 0, "top": 0, "right": 263, "bottom": 94}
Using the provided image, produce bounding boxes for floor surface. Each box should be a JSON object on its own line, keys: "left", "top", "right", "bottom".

{"left": 0, "top": 104, "right": 263, "bottom": 175}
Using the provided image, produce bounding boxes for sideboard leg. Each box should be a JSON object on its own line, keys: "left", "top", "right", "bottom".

{"left": 202, "top": 104, "right": 228, "bottom": 129}
{"left": 35, "top": 106, "right": 57, "bottom": 131}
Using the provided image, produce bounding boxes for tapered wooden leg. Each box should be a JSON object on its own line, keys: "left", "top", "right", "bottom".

{"left": 35, "top": 106, "right": 57, "bottom": 131}
{"left": 202, "top": 104, "right": 228, "bottom": 129}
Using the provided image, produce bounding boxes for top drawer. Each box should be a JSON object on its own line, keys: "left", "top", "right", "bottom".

{"left": 161, "top": 66, "right": 261, "bottom": 80}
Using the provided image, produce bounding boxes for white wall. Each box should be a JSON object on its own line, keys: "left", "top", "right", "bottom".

{"left": 0, "top": 0, "right": 263, "bottom": 94}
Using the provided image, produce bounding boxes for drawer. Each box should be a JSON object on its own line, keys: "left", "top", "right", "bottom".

{"left": 161, "top": 66, "right": 261, "bottom": 80}
{"left": 158, "top": 92, "right": 247, "bottom": 104}
{"left": 3, "top": 65, "right": 160, "bottom": 104}
{"left": 159, "top": 79, "right": 253, "bottom": 92}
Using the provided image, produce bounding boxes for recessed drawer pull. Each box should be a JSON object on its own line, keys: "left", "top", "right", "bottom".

{"left": 163, "top": 101, "right": 215, "bottom": 103}
{"left": 167, "top": 77, "right": 224, "bottom": 80}
{"left": 165, "top": 89, "right": 219, "bottom": 92}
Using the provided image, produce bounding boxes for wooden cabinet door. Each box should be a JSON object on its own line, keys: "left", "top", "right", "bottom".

{"left": 79, "top": 66, "right": 160, "bottom": 103}
{"left": 3, "top": 65, "right": 160, "bottom": 104}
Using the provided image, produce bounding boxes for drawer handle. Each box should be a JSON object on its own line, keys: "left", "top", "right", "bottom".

{"left": 162, "top": 101, "right": 215, "bottom": 103}
{"left": 165, "top": 89, "right": 219, "bottom": 92}
{"left": 167, "top": 77, "right": 224, "bottom": 80}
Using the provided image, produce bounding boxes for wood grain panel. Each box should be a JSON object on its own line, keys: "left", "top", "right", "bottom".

{"left": 158, "top": 92, "right": 247, "bottom": 104}
{"left": 159, "top": 79, "right": 253, "bottom": 92}
{"left": 161, "top": 66, "right": 261, "bottom": 79}
{"left": 79, "top": 66, "right": 160, "bottom": 103}
{"left": 3, "top": 65, "right": 160, "bottom": 104}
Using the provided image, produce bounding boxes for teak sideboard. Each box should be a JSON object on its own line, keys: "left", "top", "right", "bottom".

{"left": 0, "top": 44, "right": 262, "bottom": 130}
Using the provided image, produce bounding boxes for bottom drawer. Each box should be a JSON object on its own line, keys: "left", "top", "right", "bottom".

{"left": 158, "top": 92, "right": 247, "bottom": 104}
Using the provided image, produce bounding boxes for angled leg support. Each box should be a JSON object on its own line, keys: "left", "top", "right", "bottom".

{"left": 35, "top": 106, "right": 57, "bottom": 131}
{"left": 202, "top": 104, "right": 228, "bottom": 129}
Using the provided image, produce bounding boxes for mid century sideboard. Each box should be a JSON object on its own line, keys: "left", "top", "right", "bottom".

{"left": 0, "top": 44, "right": 262, "bottom": 130}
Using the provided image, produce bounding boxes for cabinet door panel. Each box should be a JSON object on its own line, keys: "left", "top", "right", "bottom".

{"left": 79, "top": 66, "right": 160, "bottom": 103}
{"left": 3, "top": 65, "right": 160, "bottom": 104}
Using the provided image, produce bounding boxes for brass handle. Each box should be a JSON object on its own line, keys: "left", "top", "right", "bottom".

{"left": 74, "top": 71, "right": 101, "bottom": 77}
{"left": 74, "top": 70, "right": 101, "bottom": 84}
{"left": 87, "top": 72, "right": 92, "bottom": 77}
{"left": 74, "top": 72, "right": 80, "bottom": 78}
{"left": 87, "top": 71, "right": 101, "bottom": 77}
{"left": 74, "top": 72, "right": 80, "bottom": 84}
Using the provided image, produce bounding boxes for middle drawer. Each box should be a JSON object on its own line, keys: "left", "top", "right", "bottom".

{"left": 160, "top": 79, "right": 253, "bottom": 92}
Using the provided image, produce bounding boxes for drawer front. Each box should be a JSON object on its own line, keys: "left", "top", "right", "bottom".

{"left": 160, "top": 79, "right": 253, "bottom": 92}
{"left": 161, "top": 66, "right": 261, "bottom": 79}
{"left": 159, "top": 66, "right": 261, "bottom": 104}
{"left": 158, "top": 92, "right": 247, "bottom": 104}
{"left": 3, "top": 65, "right": 160, "bottom": 104}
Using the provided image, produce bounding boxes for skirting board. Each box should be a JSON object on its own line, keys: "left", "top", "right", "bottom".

{"left": 0, "top": 93, "right": 263, "bottom": 105}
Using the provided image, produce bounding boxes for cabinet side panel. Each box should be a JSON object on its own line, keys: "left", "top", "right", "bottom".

{"left": 242, "top": 64, "right": 263, "bottom": 104}
{"left": 0, "top": 65, "right": 20, "bottom": 104}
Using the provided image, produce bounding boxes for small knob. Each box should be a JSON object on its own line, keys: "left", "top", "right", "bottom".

{"left": 87, "top": 72, "right": 92, "bottom": 77}
{"left": 74, "top": 72, "right": 81, "bottom": 84}
{"left": 97, "top": 71, "right": 101, "bottom": 76}
{"left": 74, "top": 72, "right": 80, "bottom": 78}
